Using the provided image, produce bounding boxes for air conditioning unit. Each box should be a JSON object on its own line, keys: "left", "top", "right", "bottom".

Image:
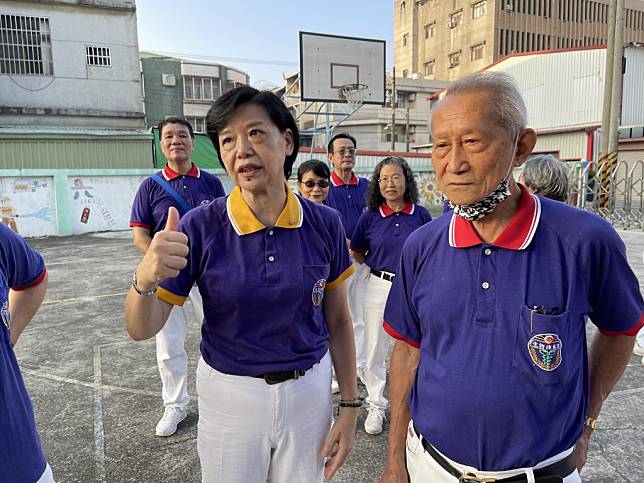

{"left": 407, "top": 92, "right": 417, "bottom": 101}
{"left": 447, "top": 61, "right": 458, "bottom": 68}
{"left": 161, "top": 74, "right": 176, "bottom": 86}
{"left": 505, "top": 1, "right": 514, "bottom": 11}
{"left": 448, "top": 19, "right": 458, "bottom": 28}
{"left": 408, "top": 125, "right": 416, "bottom": 134}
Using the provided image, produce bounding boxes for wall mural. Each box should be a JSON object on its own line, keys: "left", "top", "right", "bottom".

{"left": 69, "top": 176, "right": 148, "bottom": 234}
{"left": 0, "top": 177, "right": 57, "bottom": 236}
{"left": 416, "top": 172, "right": 444, "bottom": 212}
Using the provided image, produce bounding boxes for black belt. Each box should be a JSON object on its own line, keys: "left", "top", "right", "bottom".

{"left": 370, "top": 268, "right": 395, "bottom": 282}
{"left": 253, "top": 368, "right": 310, "bottom": 385}
{"left": 412, "top": 424, "right": 576, "bottom": 483}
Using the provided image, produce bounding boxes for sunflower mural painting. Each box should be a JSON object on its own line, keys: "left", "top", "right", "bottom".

{"left": 415, "top": 172, "right": 444, "bottom": 212}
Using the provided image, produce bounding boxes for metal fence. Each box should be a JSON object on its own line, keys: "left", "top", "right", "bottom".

{"left": 566, "top": 159, "right": 644, "bottom": 230}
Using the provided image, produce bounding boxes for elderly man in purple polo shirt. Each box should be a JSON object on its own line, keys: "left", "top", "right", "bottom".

{"left": 326, "top": 132, "right": 370, "bottom": 391}
{"left": 130, "top": 117, "right": 225, "bottom": 437}
{"left": 380, "top": 71, "right": 644, "bottom": 483}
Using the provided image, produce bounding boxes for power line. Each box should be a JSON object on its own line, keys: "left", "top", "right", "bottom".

{"left": 144, "top": 50, "right": 299, "bottom": 67}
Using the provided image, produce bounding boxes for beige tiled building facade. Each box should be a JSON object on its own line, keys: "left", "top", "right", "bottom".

{"left": 394, "top": 0, "right": 644, "bottom": 80}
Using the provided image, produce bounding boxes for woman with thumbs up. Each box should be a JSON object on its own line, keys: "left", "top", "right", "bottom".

{"left": 125, "top": 87, "right": 359, "bottom": 483}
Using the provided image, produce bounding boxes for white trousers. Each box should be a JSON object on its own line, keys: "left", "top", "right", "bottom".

{"left": 347, "top": 261, "right": 368, "bottom": 368}
{"left": 362, "top": 270, "right": 392, "bottom": 410}
{"left": 196, "top": 352, "right": 332, "bottom": 483}
{"left": 156, "top": 287, "right": 203, "bottom": 408}
{"left": 636, "top": 326, "right": 644, "bottom": 347}
{"left": 36, "top": 463, "right": 55, "bottom": 483}
{"left": 406, "top": 420, "right": 582, "bottom": 483}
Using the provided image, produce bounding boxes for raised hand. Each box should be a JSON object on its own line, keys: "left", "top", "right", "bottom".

{"left": 136, "top": 207, "right": 189, "bottom": 289}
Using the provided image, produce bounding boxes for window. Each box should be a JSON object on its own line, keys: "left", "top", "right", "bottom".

{"left": 0, "top": 14, "right": 53, "bottom": 75}
{"left": 402, "top": 68, "right": 409, "bottom": 78}
{"left": 402, "top": 33, "right": 409, "bottom": 46}
{"left": 448, "top": 51, "right": 461, "bottom": 68}
{"left": 86, "top": 46, "right": 111, "bottom": 67}
{"left": 400, "top": 0, "right": 406, "bottom": 13}
{"left": 472, "top": 1, "right": 486, "bottom": 18}
{"left": 424, "top": 22, "right": 436, "bottom": 38}
{"left": 186, "top": 116, "right": 206, "bottom": 134}
{"left": 424, "top": 60, "right": 436, "bottom": 76}
{"left": 470, "top": 42, "right": 485, "bottom": 61}
{"left": 183, "top": 76, "right": 219, "bottom": 101}
{"left": 448, "top": 10, "right": 463, "bottom": 28}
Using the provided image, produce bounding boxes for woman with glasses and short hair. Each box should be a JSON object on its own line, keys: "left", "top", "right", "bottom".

{"left": 350, "top": 156, "right": 432, "bottom": 436}
{"left": 297, "top": 159, "right": 331, "bottom": 204}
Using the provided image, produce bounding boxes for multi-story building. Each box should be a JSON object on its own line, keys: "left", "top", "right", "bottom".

{"left": 277, "top": 72, "right": 449, "bottom": 151}
{"left": 140, "top": 53, "right": 249, "bottom": 133}
{"left": 394, "top": 0, "right": 644, "bottom": 80}
{"left": 0, "top": 0, "right": 145, "bottom": 129}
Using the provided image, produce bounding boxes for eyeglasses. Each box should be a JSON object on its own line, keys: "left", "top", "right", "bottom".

{"left": 378, "top": 175, "right": 404, "bottom": 185}
{"left": 335, "top": 148, "right": 356, "bottom": 157}
{"left": 301, "top": 180, "right": 330, "bottom": 189}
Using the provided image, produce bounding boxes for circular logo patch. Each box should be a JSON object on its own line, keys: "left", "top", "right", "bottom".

{"left": 1, "top": 301, "right": 9, "bottom": 329}
{"left": 311, "top": 279, "right": 326, "bottom": 307}
{"left": 527, "top": 333, "right": 562, "bottom": 371}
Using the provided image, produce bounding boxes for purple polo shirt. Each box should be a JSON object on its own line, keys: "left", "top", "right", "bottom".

{"left": 350, "top": 202, "right": 432, "bottom": 274}
{"left": 326, "top": 171, "right": 369, "bottom": 239}
{"left": 130, "top": 163, "right": 225, "bottom": 236}
{"left": 0, "top": 224, "right": 48, "bottom": 483}
{"left": 158, "top": 185, "right": 355, "bottom": 376}
{"left": 384, "top": 184, "right": 644, "bottom": 471}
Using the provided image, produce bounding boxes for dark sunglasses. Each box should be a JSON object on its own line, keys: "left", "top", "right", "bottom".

{"left": 301, "top": 180, "right": 330, "bottom": 189}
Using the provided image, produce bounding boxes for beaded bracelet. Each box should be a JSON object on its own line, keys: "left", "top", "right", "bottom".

{"left": 338, "top": 398, "right": 363, "bottom": 408}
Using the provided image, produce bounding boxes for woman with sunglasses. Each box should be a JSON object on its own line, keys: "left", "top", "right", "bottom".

{"left": 349, "top": 156, "right": 432, "bottom": 436}
{"left": 125, "top": 87, "right": 359, "bottom": 482}
{"left": 297, "top": 159, "right": 331, "bottom": 204}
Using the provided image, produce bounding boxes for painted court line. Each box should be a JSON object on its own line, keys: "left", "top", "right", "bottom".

{"left": 93, "top": 346, "right": 107, "bottom": 483}
{"left": 42, "top": 292, "right": 128, "bottom": 306}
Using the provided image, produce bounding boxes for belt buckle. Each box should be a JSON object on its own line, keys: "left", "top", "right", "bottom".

{"left": 458, "top": 473, "right": 495, "bottom": 483}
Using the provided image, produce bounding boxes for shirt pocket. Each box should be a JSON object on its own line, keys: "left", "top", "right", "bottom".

{"left": 511, "top": 305, "right": 577, "bottom": 386}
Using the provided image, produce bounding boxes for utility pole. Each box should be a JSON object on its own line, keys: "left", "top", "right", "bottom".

{"left": 405, "top": 106, "right": 410, "bottom": 152}
{"left": 390, "top": 67, "right": 396, "bottom": 152}
{"left": 599, "top": 0, "right": 616, "bottom": 157}
{"left": 608, "top": 0, "right": 625, "bottom": 154}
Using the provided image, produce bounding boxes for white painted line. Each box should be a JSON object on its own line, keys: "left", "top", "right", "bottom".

{"left": 93, "top": 346, "right": 107, "bottom": 483}
{"left": 42, "top": 292, "right": 128, "bottom": 306}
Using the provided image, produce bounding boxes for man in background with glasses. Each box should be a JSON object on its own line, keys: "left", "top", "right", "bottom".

{"left": 327, "top": 132, "right": 369, "bottom": 392}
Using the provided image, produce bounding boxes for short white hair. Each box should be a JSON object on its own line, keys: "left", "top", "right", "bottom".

{"left": 430, "top": 71, "right": 528, "bottom": 140}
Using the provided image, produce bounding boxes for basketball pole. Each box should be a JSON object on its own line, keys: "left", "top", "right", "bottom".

{"left": 391, "top": 66, "right": 396, "bottom": 151}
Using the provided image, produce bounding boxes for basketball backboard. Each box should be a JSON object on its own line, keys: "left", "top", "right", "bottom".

{"left": 299, "top": 31, "right": 386, "bottom": 105}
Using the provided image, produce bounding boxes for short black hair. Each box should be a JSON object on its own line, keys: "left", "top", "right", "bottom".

{"left": 297, "top": 159, "right": 331, "bottom": 182}
{"left": 158, "top": 117, "right": 194, "bottom": 139}
{"left": 366, "top": 156, "right": 419, "bottom": 211}
{"left": 206, "top": 86, "right": 300, "bottom": 179}
{"left": 327, "top": 132, "right": 357, "bottom": 153}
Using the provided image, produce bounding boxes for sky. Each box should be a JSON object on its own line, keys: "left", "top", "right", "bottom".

{"left": 135, "top": 0, "right": 393, "bottom": 89}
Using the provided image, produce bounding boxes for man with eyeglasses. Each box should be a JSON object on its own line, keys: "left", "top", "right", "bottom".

{"left": 326, "top": 132, "right": 370, "bottom": 391}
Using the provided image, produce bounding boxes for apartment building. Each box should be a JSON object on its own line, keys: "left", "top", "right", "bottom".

{"left": 394, "top": 0, "right": 644, "bottom": 80}
{"left": 141, "top": 53, "right": 249, "bottom": 132}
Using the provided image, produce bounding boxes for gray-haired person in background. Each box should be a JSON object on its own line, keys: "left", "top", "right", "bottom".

{"left": 519, "top": 154, "right": 569, "bottom": 202}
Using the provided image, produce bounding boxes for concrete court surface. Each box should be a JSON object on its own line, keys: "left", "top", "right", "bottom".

{"left": 13, "top": 228, "right": 644, "bottom": 483}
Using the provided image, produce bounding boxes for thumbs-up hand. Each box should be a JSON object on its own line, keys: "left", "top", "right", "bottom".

{"left": 135, "top": 207, "right": 190, "bottom": 290}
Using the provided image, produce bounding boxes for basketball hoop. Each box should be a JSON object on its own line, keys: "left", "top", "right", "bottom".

{"left": 338, "top": 83, "right": 368, "bottom": 109}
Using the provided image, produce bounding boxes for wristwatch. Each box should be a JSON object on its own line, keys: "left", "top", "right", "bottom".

{"left": 132, "top": 271, "right": 158, "bottom": 296}
{"left": 584, "top": 417, "right": 598, "bottom": 430}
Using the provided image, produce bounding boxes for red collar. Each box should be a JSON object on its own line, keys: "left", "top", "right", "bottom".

{"left": 162, "top": 163, "right": 200, "bottom": 180}
{"left": 449, "top": 184, "right": 541, "bottom": 250}
{"left": 331, "top": 171, "right": 358, "bottom": 186}
{"left": 379, "top": 202, "right": 414, "bottom": 217}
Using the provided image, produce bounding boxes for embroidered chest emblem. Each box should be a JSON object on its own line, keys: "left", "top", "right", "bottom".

{"left": 312, "top": 279, "right": 326, "bottom": 307}
{"left": 1, "top": 301, "right": 9, "bottom": 329}
{"left": 528, "top": 333, "right": 562, "bottom": 371}
{"left": 200, "top": 199, "right": 211, "bottom": 206}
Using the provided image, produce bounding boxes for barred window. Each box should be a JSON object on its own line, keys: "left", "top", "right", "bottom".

{"left": 186, "top": 116, "right": 206, "bottom": 134}
{"left": 86, "top": 46, "right": 111, "bottom": 67}
{"left": 183, "top": 76, "right": 219, "bottom": 101}
{"left": 0, "top": 14, "right": 53, "bottom": 75}
{"left": 424, "top": 22, "right": 436, "bottom": 38}
{"left": 472, "top": 1, "right": 486, "bottom": 18}
{"left": 470, "top": 42, "right": 485, "bottom": 61}
{"left": 448, "top": 51, "right": 461, "bottom": 68}
{"left": 424, "top": 60, "right": 435, "bottom": 76}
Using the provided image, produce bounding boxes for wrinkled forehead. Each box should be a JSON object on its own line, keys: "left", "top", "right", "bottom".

{"left": 430, "top": 90, "right": 496, "bottom": 134}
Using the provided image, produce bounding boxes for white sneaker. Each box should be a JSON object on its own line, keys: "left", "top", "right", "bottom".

{"left": 357, "top": 366, "right": 366, "bottom": 386}
{"left": 155, "top": 407, "right": 188, "bottom": 437}
{"left": 331, "top": 380, "right": 340, "bottom": 394}
{"left": 633, "top": 342, "right": 644, "bottom": 357}
{"left": 364, "top": 407, "right": 385, "bottom": 435}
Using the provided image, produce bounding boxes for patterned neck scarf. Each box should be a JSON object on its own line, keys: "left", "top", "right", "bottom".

{"left": 443, "top": 179, "right": 511, "bottom": 221}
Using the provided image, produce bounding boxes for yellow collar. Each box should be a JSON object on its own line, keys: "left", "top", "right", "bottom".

{"left": 226, "top": 184, "right": 303, "bottom": 236}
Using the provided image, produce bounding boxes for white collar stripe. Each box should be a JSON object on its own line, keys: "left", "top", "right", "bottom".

{"left": 519, "top": 194, "right": 541, "bottom": 250}
{"left": 226, "top": 196, "right": 243, "bottom": 237}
